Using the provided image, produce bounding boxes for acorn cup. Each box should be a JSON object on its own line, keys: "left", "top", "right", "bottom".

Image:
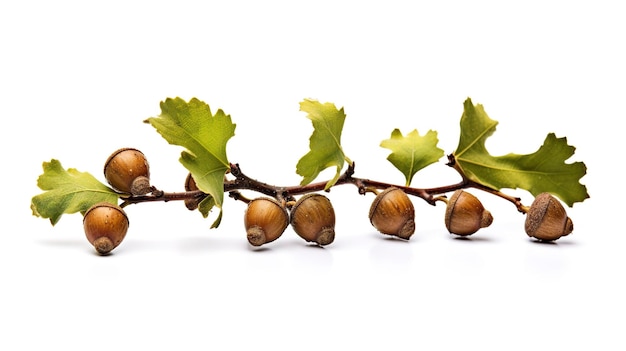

{"left": 83, "top": 202, "right": 129, "bottom": 255}
{"left": 444, "top": 190, "right": 493, "bottom": 236}
{"left": 104, "top": 148, "right": 151, "bottom": 195}
{"left": 290, "top": 193, "right": 336, "bottom": 246}
{"left": 369, "top": 187, "right": 415, "bottom": 239}
{"left": 244, "top": 197, "right": 289, "bottom": 246}
{"left": 525, "top": 192, "right": 573, "bottom": 241}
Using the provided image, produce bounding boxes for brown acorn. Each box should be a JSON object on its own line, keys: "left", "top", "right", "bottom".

{"left": 184, "top": 173, "right": 202, "bottom": 211}
{"left": 83, "top": 202, "right": 129, "bottom": 255}
{"left": 444, "top": 190, "right": 493, "bottom": 236}
{"left": 525, "top": 193, "right": 573, "bottom": 241}
{"left": 244, "top": 197, "right": 289, "bottom": 246}
{"left": 290, "top": 193, "right": 336, "bottom": 246}
{"left": 104, "top": 148, "right": 151, "bottom": 195}
{"left": 369, "top": 187, "right": 415, "bottom": 239}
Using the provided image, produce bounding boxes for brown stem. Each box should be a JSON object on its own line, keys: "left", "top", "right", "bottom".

{"left": 119, "top": 161, "right": 527, "bottom": 212}
{"left": 120, "top": 189, "right": 206, "bottom": 207}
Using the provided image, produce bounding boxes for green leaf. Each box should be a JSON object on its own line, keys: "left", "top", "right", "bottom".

{"left": 296, "top": 99, "right": 352, "bottom": 190}
{"left": 144, "top": 97, "right": 236, "bottom": 227}
{"left": 380, "top": 129, "right": 444, "bottom": 186}
{"left": 197, "top": 195, "right": 216, "bottom": 218}
{"left": 31, "top": 159, "right": 119, "bottom": 225}
{"left": 451, "top": 98, "right": 589, "bottom": 207}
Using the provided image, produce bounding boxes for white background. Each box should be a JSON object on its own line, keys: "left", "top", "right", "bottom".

{"left": 1, "top": 1, "right": 623, "bottom": 350}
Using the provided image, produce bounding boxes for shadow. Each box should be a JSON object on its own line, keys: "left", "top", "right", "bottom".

{"left": 304, "top": 243, "right": 328, "bottom": 249}
{"left": 247, "top": 245, "right": 271, "bottom": 253}
{"left": 177, "top": 236, "right": 214, "bottom": 252}
{"left": 275, "top": 237, "right": 331, "bottom": 250}
{"left": 451, "top": 235, "right": 493, "bottom": 242}
{"left": 287, "top": 241, "right": 334, "bottom": 270}
{"left": 174, "top": 235, "right": 250, "bottom": 254}
{"left": 528, "top": 238, "right": 578, "bottom": 246}
{"left": 369, "top": 236, "right": 414, "bottom": 266}
{"left": 38, "top": 238, "right": 129, "bottom": 256}
{"left": 380, "top": 235, "right": 411, "bottom": 243}
{"left": 529, "top": 238, "right": 558, "bottom": 245}
{"left": 550, "top": 239, "right": 578, "bottom": 246}
{"left": 37, "top": 238, "right": 85, "bottom": 248}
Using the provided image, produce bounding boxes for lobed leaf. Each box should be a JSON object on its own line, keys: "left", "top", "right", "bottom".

{"left": 380, "top": 129, "right": 444, "bottom": 186}
{"left": 144, "top": 97, "right": 236, "bottom": 227}
{"left": 451, "top": 98, "right": 589, "bottom": 206}
{"left": 31, "top": 159, "right": 119, "bottom": 225}
{"left": 296, "top": 99, "right": 352, "bottom": 190}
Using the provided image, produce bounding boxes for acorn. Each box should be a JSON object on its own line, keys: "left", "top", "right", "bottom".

{"left": 184, "top": 173, "right": 202, "bottom": 211}
{"left": 369, "top": 187, "right": 415, "bottom": 239}
{"left": 444, "top": 190, "right": 493, "bottom": 236}
{"left": 104, "top": 148, "right": 151, "bottom": 195}
{"left": 244, "top": 197, "right": 289, "bottom": 246}
{"left": 525, "top": 192, "right": 573, "bottom": 241}
{"left": 83, "top": 202, "right": 129, "bottom": 255}
{"left": 290, "top": 193, "right": 336, "bottom": 246}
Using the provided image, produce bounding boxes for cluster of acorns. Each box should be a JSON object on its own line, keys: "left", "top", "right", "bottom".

{"left": 82, "top": 148, "right": 574, "bottom": 255}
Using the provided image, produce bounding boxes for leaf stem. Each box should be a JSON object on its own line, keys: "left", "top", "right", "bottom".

{"left": 467, "top": 181, "right": 528, "bottom": 213}
{"left": 446, "top": 153, "right": 528, "bottom": 213}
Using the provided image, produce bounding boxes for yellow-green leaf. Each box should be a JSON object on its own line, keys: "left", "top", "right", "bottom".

{"left": 31, "top": 159, "right": 119, "bottom": 225}
{"left": 296, "top": 99, "right": 352, "bottom": 190}
{"left": 451, "top": 98, "right": 589, "bottom": 207}
{"left": 381, "top": 129, "right": 444, "bottom": 186}
{"left": 144, "top": 97, "right": 235, "bottom": 227}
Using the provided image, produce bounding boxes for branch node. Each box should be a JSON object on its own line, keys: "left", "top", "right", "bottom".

{"left": 446, "top": 154, "right": 456, "bottom": 167}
